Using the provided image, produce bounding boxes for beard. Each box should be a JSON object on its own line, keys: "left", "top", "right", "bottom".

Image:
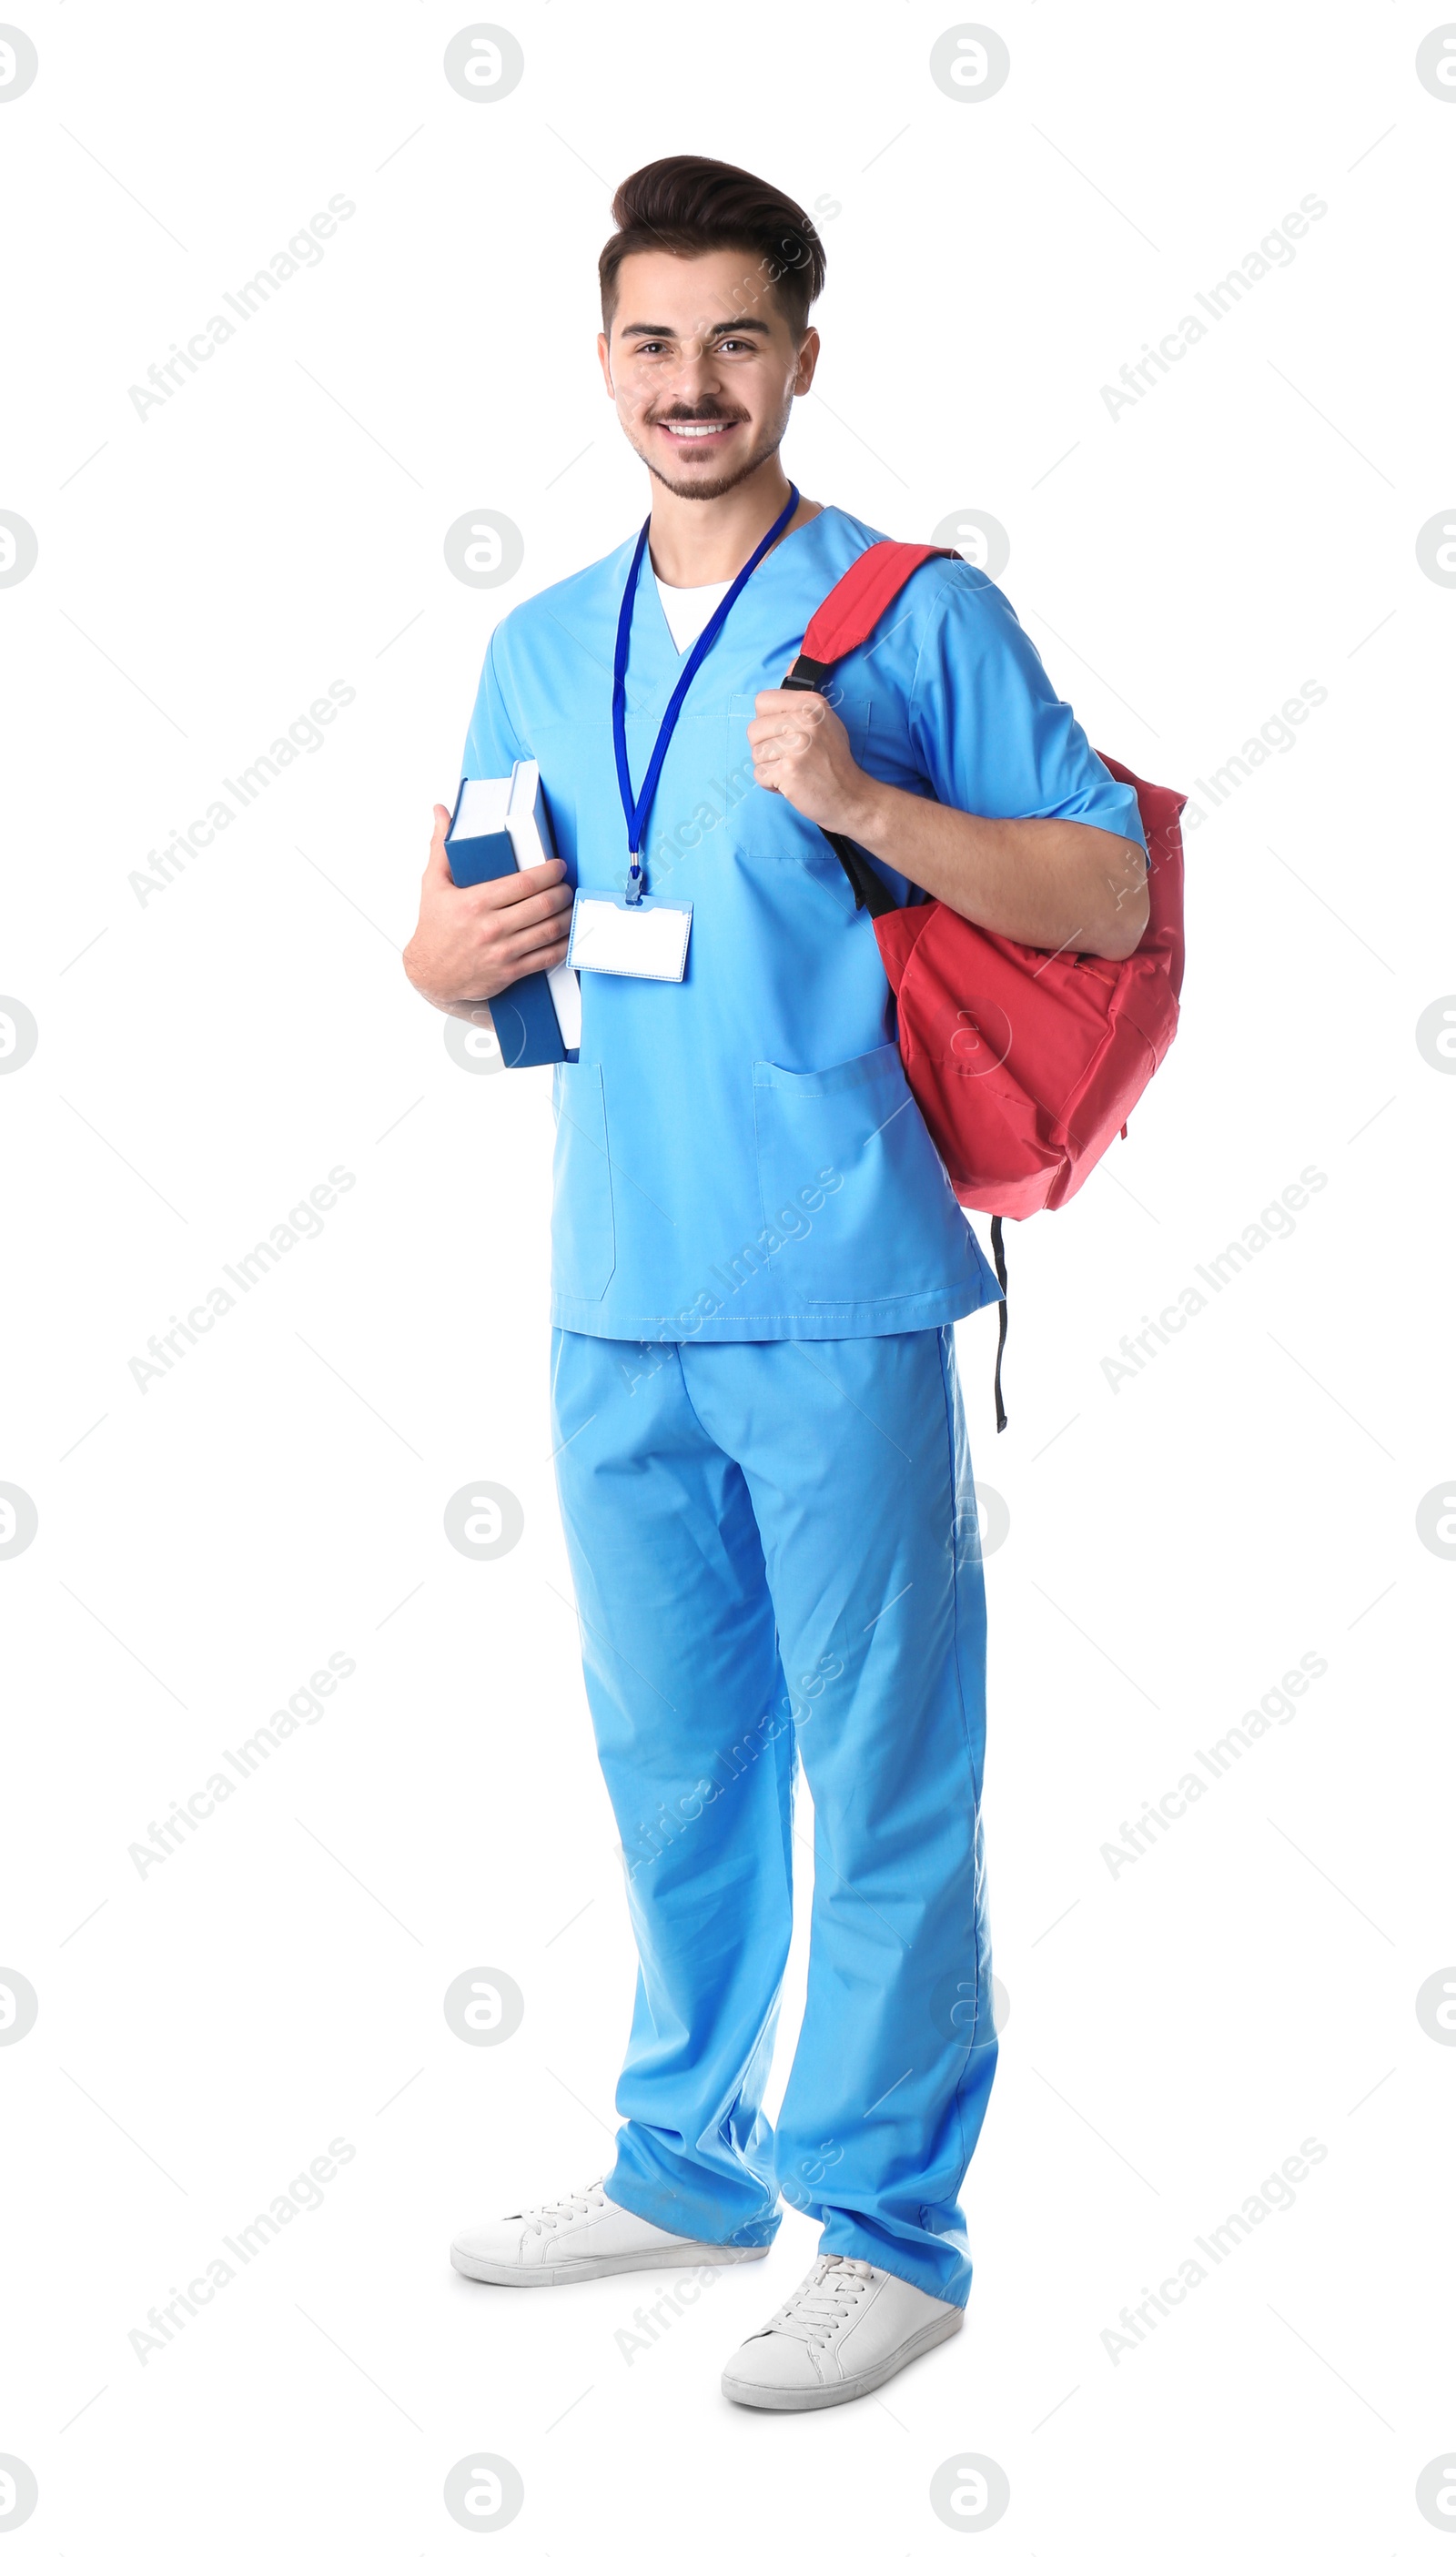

{"left": 632, "top": 402, "right": 791, "bottom": 502}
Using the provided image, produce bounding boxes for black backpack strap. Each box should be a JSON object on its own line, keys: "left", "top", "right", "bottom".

{"left": 990, "top": 1216, "right": 1009, "bottom": 1434}
{"left": 781, "top": 658, "right": 897, "bottom": 918}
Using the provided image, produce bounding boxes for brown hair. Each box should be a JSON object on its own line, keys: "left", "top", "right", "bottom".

{"left": 599, "top": 156, "right": 826, "bottom": 339}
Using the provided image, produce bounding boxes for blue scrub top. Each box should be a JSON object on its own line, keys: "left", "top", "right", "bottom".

{"left": 462, "top": 503, "right": 1145, "bottom": 1344}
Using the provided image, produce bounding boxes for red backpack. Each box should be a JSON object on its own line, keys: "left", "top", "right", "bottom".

{"left": 784, "top": 541, "right": 1187, "bottom": 1427}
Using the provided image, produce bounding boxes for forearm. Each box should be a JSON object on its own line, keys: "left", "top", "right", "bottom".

{"left": 421, "top": 992, "right": 500, "bottom": 1025}
{"left": 844, "top": 776, "right": 1148, "bottom": 961}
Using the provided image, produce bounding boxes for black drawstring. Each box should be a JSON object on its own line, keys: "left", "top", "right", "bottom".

{"left": 990, "top": 1216, "right": 1008, "bottom": 1433}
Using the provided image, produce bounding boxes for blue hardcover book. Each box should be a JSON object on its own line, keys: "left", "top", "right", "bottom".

{"left": 446, "top": 762, "right": 581, "bottom": 1066}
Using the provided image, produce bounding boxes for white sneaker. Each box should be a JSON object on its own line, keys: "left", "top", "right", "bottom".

{"left": 450, "top": 2178, "right": 772, "bottom": 2288}
{"left": 722, "top": 2254, "right": 963, "bottom": 2410}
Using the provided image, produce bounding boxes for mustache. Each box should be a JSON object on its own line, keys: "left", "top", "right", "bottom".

{"left": 649, "top": 406, "right": 748, "bottom": 424}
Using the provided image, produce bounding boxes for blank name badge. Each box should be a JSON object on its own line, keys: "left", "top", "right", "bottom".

{"left": 568, "top": 894, "right": 693, "bottom": 983}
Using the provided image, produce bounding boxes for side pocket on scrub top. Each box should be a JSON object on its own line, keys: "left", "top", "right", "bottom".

{"left": 752, "top": 1042, "right": 963, "bottom": 1309}
{"left": 551, "top": 1060, "right": 615, "bottom": 1302}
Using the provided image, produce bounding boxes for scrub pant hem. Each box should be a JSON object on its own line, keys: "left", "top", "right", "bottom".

{"left": 602, "top": 2165, "right": 781, "bottom": 2253}
{"left": 814, "top": 2231, "right": 971, "bottom": 2312}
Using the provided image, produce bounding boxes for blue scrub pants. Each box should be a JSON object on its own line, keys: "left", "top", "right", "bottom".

{"left": 550, "top": 1324, "right": 996, "bottom": 2308}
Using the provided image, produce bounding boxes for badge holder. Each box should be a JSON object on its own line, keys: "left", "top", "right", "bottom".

{"left": 568, "top": 893, "right": 693, "bottom": 983}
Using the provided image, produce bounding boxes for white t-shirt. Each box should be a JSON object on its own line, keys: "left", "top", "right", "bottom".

{"left": 654, "top": 574, "right": 733, "bottom": 654}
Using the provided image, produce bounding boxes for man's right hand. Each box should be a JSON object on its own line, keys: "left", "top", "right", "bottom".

{"left": 402, "top": 803, "right": 574, "bottom": 1014}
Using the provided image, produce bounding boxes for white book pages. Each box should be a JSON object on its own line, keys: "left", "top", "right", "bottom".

{"left": 508, "top": 760, "right": 581, "bottom": 1050}
{"left": 505, "top": 760, "right": 548, "bottom": 865}
{"left": 544, "top": 957, "right": 581, "bottom": 1050}
{"left": 451, "top": 774, "right": 511, "bottom": 840}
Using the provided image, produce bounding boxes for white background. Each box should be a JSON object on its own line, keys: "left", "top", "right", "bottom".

{"left": 2, "top": 1, "right": 1454, "bottom": 2548}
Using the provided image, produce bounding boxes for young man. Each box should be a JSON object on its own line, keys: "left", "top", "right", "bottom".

{"left": 406, "top": 157, "right": 1147, "bottom": 2412}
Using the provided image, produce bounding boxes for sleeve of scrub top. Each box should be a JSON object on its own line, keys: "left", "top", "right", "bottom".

{"left": 908, "top": 570, "right": 1147, "bottom": 854}
{"left": 460, "top": 633, "right": 529, "bottom": 780}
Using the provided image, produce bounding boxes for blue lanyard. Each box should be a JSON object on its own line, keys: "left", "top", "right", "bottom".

{"left": 612, "top": 482, "right": 800, "bottom": 898}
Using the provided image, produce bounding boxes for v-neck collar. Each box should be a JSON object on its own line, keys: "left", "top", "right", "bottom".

{"left": 626, "top": 504, "right": 845, "bottom": 701}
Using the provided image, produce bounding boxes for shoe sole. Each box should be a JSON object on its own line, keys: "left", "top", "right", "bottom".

{"left": 451, "top": 2242, "right": 771, "bottom": 2288}
{"left": 722, "top": 2306, "right": 964, "bottom": 2410}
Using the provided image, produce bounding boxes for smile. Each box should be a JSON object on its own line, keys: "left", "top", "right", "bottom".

{"left": 657, "top": 419, "right": 738, "bottom": 439}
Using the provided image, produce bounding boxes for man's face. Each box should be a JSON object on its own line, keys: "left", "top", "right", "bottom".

{"left": 598, "top": 246, "right": 819, "bottom": 500}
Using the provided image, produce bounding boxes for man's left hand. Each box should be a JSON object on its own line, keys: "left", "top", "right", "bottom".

{"left": 747, "top": 690, "right": 875, "bottom": 836}
{"left": 748, "top": 686, "right": 1149, "bottom": 960}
